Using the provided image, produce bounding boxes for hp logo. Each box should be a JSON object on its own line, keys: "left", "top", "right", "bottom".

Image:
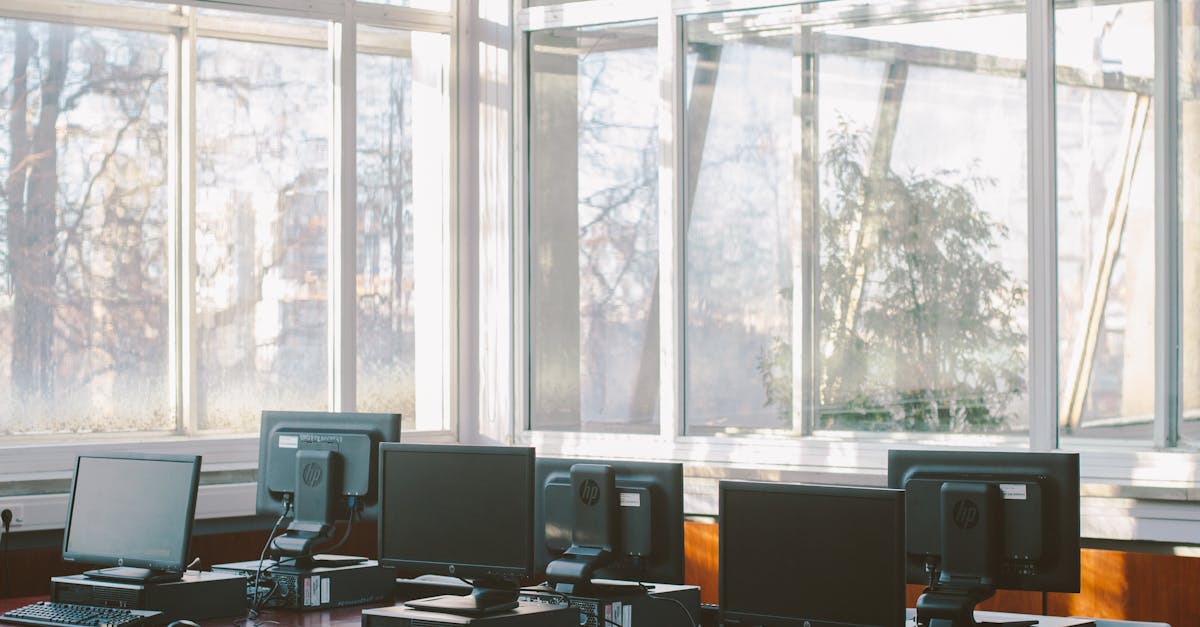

{"left": 449, "top": 565, "right": 456, "bottom": 574}
{"left": 579, "top": 479, "right": 600, "bottom": 506}
{"left": 302, "top": 462, "right": 324, "bottom": 487}
{"left": 953, "top": 499, "right": 980, "bottom": 529}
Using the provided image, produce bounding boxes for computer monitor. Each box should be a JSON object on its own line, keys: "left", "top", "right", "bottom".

{"left": 887, "top": 449, "right": 1081, "bottom": 627}
{"left": 719, "top": 481, "right": 906, "bottom": 627}
{"left": 256, "top": 410, "right": 401, "bottom": 562}
{"left": 534, "top": 457, "right": 683, "bottom": 591}
{"left": 378, "top": 444, "right": 535, "bottom": 616}
{"left": 62, "top": 453, "right": 202, "bottom": 584}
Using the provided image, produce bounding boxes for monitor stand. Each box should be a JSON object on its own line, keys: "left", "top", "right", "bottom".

{"left": 83, "top": 566, "right": 183, "bottom": 584}
{"left": 405, "top": 579, "right": 520, "bottom": 616}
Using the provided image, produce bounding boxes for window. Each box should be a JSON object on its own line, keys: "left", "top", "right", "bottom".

{"left": 195, "top": 18, "right": 331, "bottom": 431}
{"left": 1056, "top": 1, "right": 1155, "bottom": 442}
{"left": 682, "top": 6, "right": 1029, "bottom": 436}
{"left": 0, "top": 18, "right": 171, "bottom": 435}
{"left": 528, "top": 22, "right": 660, "bottom": 433}
{"left": 0, "top": 0, "right": 455, "bottom": 458}
{"left": 356, "top": 26, "right": 452, "bottom": 430}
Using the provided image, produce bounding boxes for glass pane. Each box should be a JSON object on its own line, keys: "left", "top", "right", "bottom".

{"left": 356, "top": 28, "right": 451, "bottom": 431}
{"left": 1056, "top": 1, "right": 1155, "bottom": 442}
{"left": 684, "top": 3, "right": 1030, "bottom": 435}
{"left": 1182, "top": 1, "right": 1200, "bottom": 443}
{"left": 528, "top": 22, "right": 660, "bottom": 433}
{"left": 360, "top": 0, "right": 451, "bottom": 12}
{"left": 0, "top": 21, "right": 170, "bottom": 435}
{"left": 195, "top": 29, "right": 330, "bottom": 431}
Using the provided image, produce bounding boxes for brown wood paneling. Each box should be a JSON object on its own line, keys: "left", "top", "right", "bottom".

{"left": 1048, "top": 548, "right": 1200, "bottom": 627}
{"left": 684, "top": 520, "right": 719, "bottom": 605}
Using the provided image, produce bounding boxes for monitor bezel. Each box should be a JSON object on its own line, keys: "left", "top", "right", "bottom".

{"left": 61, "top": 453, "right": 202, "bottom": 575}
{"left": 377, "top": 443, "right": 536, "bottom": 581}
{"left": 534, "top": 456, "right": 685, "bottom": 584}
{"left": 886, "top": 449, "right": 1081, "bottom": 593}
{"left": 255, "top": 410, "right": 402, "bottom": 522}
{"left": 718, "top": 480, "right": 907, "bottom": 627}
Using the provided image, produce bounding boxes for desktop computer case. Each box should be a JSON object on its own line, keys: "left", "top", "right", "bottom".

{"left": 361, "top": 602, "right": 575, "bottom": 627}
{"left": 519, "top": 582, "right": 701, "bottom": 627}
{"left": 51, "top": 571, "right": 245, "bottom": 623}
{"left": 212, "top": 558, "right": 394, "bottom": 610}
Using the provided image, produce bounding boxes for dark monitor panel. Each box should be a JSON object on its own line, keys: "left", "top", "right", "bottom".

{"left": 63, "top": 454, "right": 201, "bottom": 581}
{"left": 535, "top": 457, "right": 684, "bottom": 585}
{"left": 256, "top": 410, "right": 401, "bottom": 522}
{"left": 887, "top": 449, "right": 1081, "bottom": 593}
{"left": 378, "top": 444, "right": 535, "bottom": 581}
{"left": 719, "top": 481, "right": 906, "bottom": 627}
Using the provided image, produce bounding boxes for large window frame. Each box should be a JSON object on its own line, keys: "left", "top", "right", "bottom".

{"left": 511, "top": 0, "right": 1200, "bottom": 543}
{"left": 0, "top": 0, "right": 458, "bottom": 527}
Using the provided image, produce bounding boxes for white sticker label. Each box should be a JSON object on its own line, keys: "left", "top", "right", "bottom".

{"left": 619, "top": 492, "right": 641, "bottom": 507}
{"left": 303, "top": 577, "right": 312, "bottom": 606}
{"left": 623, "top": 605, "right": 632, "bottom": 627}
{"left": 999, "top": 483, "right": 1027, "bottom": 500}
{"left": 321, "top": 577, "right": 330, "bottom": 604}
{"left": 278, "top": 434, "right": 299, "bottom": 449}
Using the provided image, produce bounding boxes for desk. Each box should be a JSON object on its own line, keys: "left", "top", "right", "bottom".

{"left": 0, "top": 597, "right": 395, "bottom": 627}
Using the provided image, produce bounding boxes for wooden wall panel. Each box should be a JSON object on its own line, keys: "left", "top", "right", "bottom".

{"left": 684, "top": 521, "right": 719, "bottom": 605}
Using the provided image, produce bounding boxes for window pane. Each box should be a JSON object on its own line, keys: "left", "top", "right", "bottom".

{"left": 356, "top": 28, "right": 451, "bottom": 431}
{"left": 1057, "top": 2, "right": 1155, "bottom": 442}
{"left": 684, "top": 3, "right": 1029, "bottom": 435}
{"left": 360, "top": 0, "right": 451, "bottom": 12}
{"left": 528, "top": 23, "right": 659, "bottom": 433}
{"left": 195, "top": 27, "right": 329, "bottom": 431}
{"left": 0, "top": 20, "right": 170, "bottom": 435}
{"left": 1182, "top": 1, "right": 1200, "bottom": 442}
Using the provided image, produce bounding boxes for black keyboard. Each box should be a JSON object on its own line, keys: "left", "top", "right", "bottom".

{"left": 1, "top": 602, "right": 161, "bottom": 627}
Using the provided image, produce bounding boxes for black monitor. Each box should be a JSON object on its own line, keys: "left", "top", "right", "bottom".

{"left": 379, "top": 444, "right": 535, "bottom": 616}
{"left": 719, "top": 481, "right": 906, "bottom": 627}
{"left": 256, "top": 410, "right": 401, "bottom": 563}
{"left": 534, "top": 457, "right": 683, "bottom": 592}
{"left": 63, "top": 453, "right": 202, "bottom": 584}
{"left": 888, "top": 449, "right": 1081, "bottom": 627}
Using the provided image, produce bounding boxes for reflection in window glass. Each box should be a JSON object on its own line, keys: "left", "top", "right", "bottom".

{"left": 684, "top": 4, "right": 1029, "bottom": 435}
{"left": 195, "top": 33, "right": 329, "bottom": 431}
{"left": 1057, "top": 2, "right": 1155, "bottom": 442}
{"left": 356, "top": 28, "right": 451, "bottom": 430}
{"left": 528, "top": 23, "right": 659, "bottom": 432}
{"left": 0, "top": 20, "right": 170, "bottom": 435}
{"left": 1182, "top": 2, "right": 1200, "bottom": 442}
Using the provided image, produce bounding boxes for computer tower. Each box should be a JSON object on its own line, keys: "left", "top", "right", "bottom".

{"left": 50, "top": 571, "right": 245, "bottom": 623}
{"left": 211, "top": 558, "right": 393, "bottom": 610}
{"left": 361, "top": 602, "right": 575, "bottom": 627}
{"left": 519, "top": 582, "right": 701, "bottom": 627}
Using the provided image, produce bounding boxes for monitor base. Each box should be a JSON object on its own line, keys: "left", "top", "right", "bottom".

{"left": 82, "top": 567, "right": 182, "bottom": 584}
{"left": 916, "top": 584, "right": 1040, "bottom": 627}
{"left": 405, "top": 583, "right": 521, "bottom": 617}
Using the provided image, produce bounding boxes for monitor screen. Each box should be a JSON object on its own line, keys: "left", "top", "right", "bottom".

{"left": 720, "top": 481, "right": 906, "bottom": 627}
{"left": 887, "top": 449, "right": 1081, "bottom": 593}
{"left": 535, "top": 457, "right": 684, "bottom": 584}
{"left": 62, "top": 454, "right": 201, "bottom": 574}
{"left": 378, "top": 444, "right": 534, "bottom": 581}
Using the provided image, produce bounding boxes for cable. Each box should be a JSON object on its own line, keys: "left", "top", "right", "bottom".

{"left": 247, "top": 497, "right": 293, "bottom": 622}
{"left": 637, "top": 582, "right": 697, "bottom": 627}
{"left": 1, "top": 508, "right": 12, "bottom": 598}
{"left": 521, "top": 585, "right": 624, "bottom": 627}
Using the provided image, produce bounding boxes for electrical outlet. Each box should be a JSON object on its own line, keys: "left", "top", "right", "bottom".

{"left": 1, "top": 504, "right": 24, "bottom": 529}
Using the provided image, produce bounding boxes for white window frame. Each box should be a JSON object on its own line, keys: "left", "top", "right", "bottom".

{"left": 0, "top": 0, "right": 460, "bottom": 528}
{"left": 501, "top": 0, "right": 1200, "bottom": 545}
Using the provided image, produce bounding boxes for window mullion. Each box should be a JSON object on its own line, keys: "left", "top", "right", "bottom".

{"left": 175, "top": 8, "right": 200, "bottom": 435}
{"left": 1155, "top": 0, "right": 1182, "bottom": 449}
{"left": 330, "top": 10, "right": 358, "bottom": 412}
{"left": 1027, "top": 0, "right": 1058, "bottom": 452}
{"left": 660, "top": 8, "right": 683, "bottom": 439}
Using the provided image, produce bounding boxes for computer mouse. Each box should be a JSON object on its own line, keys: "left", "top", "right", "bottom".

{"left": 168, "top": 620, "right": 201, "bottom": 627}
